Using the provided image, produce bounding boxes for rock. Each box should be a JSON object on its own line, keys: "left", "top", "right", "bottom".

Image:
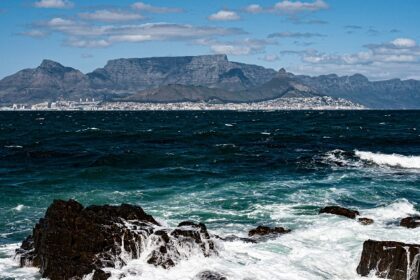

{"left": 356, "top": 240, "right": 420, "bottom": 280}
{"left": 215, "top": 234, "right": 257, "bottom": 244}
{"left": 319, "top": 206, "right": 359, "bottom": 219}
{"left": 358, "top": 217, "right": 374, "bottom": 225}
{"left": 248, "top": 226, "right": 291, "bottom": 237}
{"left": 16, "top": 200, "right": 216, "bottom": 280}
{"left": 195, "top": 271, "right": 228, "bottom": 280}
{"left": 400, "top": 216, "right": 420, "bottom": 228}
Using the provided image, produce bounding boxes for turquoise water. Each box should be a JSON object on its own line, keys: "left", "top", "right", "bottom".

{"left": 0, "top": 111, "right": 419, "bottom": 279}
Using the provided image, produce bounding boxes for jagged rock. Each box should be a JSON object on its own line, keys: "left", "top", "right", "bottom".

{"left": 319, "top": 206, "right": 360, "bottom": 219}
{"left": 195, "top": 271, "right": 228, "bottom": 280}
{"left": 400, "top": 216, "right": 420, "bottom": 228}
{"left": 248, "top": 226, "right": 291, "bottom": 237}
{"left": 16, "top": 200, "right": 216, "bottom": 280}
{"left": 358, "top": 217, "right": 374, "bottom": 225}
{"left": 356, "top": 240, "right": 420, "bottom": 280}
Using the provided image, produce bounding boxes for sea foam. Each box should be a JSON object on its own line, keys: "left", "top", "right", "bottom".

{"left": 355, "top": 150, "right": 420, "bottom": 169}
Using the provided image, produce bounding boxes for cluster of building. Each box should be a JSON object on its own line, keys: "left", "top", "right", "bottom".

{"left": 0, "top": 96, "right": 365, "bottom": 111}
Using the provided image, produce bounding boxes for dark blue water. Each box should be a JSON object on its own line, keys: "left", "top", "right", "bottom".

{"left": 0, "top": 111, "right": 419, "bottom": 279}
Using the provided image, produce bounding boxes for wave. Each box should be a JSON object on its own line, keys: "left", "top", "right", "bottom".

{"left": 355, "top": 150, "right": 420, "bottom": 169}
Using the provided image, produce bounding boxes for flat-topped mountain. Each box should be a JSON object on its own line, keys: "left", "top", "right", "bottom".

{"left": 88, "top": 54, "right": 277, "bottom": 92}
{"left": 1, "top": 55, "right": 420, "bottom": 108}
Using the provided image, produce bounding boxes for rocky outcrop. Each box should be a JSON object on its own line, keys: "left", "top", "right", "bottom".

{"left": 248, "top": 226, "right": 291, "bottom": 237}
{"left": 195, "top": 271, "right": 228, "bottom": 280}
{"left": 357, "top": 240, "right": 420, "bottom": 280}
{"left": 16, "top": 200, "right": 216, "bottom": 280}
{"left": 358, "top": 217, "right": 374, "bottom": 225}
{"left": 319, "top": 206, "right": 360, "bottom": 219}
{"left": 401, "top": 216, "right": 420, "bottom": 229}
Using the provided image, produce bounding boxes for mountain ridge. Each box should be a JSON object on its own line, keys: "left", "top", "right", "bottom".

{"left": 1, "top": 55, "right": 420, "bottom": 108}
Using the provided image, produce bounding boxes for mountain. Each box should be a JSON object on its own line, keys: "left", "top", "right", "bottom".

{"left": 124, "top": 69, "right": 321, "bottom": 103}
{"left": 297, "top": 74, "right": 420, "bottom": 109}
{"left": 88, "top": 54, "right": 277, "bottom": 93}
{"left": 0, "top": 60, "right": 94, "bottom": 104}
{"left": 1, "top": 55, "right": 420, "bottom": 108}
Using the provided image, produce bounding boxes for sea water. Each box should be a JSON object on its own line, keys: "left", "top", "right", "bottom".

{"left": 0, "top": 111, "right": 419, "bottom": 279}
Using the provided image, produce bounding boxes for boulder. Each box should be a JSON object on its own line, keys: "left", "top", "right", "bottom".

{"left": 356, "top": 240, "right": 420, "bottom": 280}
{"left": 16, "top": 200, "right": 216, "bottom": 280}
{"left": 400, "top": 216, "right": 420, "bottom": 229}
{"left": 319, "top": 206, "right": 359, "bottom": 219}
{"left": 358, "top": 217, "right": 374, "bottom": 225}
{"left": 195, "top": 271, "right": 228, "bottom": 280}
{"left": 248, "top": 226, "right": 291, "bottom": 237}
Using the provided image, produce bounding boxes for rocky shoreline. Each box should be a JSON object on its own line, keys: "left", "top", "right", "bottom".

{"left": 16, "top": 200, "right": 420, "bottom": 280}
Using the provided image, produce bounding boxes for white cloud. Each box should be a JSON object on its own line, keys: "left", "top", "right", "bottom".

{"left": 274, "top": 0, "right": 329, "bottom": 13}
{"left": 79, "top": 10, "right": 143, "bottom": 22}
{"left": 21, "top": 30, "right": 48, "bottom": 38}
{"left": 261, "top": 54, "right": 280, "bottom": 62}
{"left": 66, "top": 39, "right": 110, "bottom": 48}
{"left": 391, "top": 38, "right": 416, "bottom": 48}
{"left": 131, "top": 2, "right": 183, "bottom": 13}
{"left": 198, "top": 38, "right": 274, "bottom": 56}
{"left": 245, "top": 4, "right": 263, "bottom": 14}
{"left": 31, "top": 20, "right": 245, "bottom": 48}
{"left": 208, "top": 10, "right": 240, "bottom": 21}
{"left": 34, "top": 0, "right": 73, "bottom": 9}
{"left": 268, "top": 31, "right": 325, "bottom": 38}
{"left": 283, "top": 38, "right": 420, "bottom": 79}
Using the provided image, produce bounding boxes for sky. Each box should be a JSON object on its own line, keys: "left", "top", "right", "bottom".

{"left": 1, "top": 0, "right": 420, "bottom": 80}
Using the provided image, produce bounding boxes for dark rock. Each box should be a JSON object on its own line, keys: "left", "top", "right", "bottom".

{"left": 93, "top": 269, "right": 111, "bottom": 280}
{"left": 16, "top": 200, "right": 216, "bottom": 280}
{"left": 215, "top": 234, "right": 257, "bottom": 244}
{"left": 248, "top": 226, "right": 291, "bottom": 237}
{"left": 358, "top": 217, "right": 374, "bottom": 225}
{"left": 319, "top": 206, "right": 360, "bottom": 219}
{"left": 195, "top": 271, "right": 228, "bottom": 280}
{"left": 400, "top": 216, "right": 420, "bottom": 228}
{"left": 356, "top": 240, "right": 420, "bottom": 280}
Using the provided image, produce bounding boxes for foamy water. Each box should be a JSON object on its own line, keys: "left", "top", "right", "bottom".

{"left": 1, "top": 200, "right": 418, "bottom": 280}
{"left": 0, "top": 111, "right": 419, "bottom": 280}
{"left": 355, "top": 150, "right": 420, "bottom": 170}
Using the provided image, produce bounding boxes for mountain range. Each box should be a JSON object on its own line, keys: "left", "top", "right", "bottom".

{"left": 1, "top": 54, "right": 420, "bottom": 109}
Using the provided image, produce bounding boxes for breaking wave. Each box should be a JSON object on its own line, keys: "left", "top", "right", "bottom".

{"left": 355, "top": 150, "right": 420, "bottom": 169}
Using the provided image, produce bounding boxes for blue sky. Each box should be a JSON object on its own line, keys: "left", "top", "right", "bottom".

{"left": 1, "top": 0, "right": 419, "bottom": 80}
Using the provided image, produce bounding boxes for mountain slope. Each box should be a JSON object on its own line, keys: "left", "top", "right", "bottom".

{"left": 124, "top": 69, "right": 322, "bottom": 103}
{"left": 0, "top": 60, "right": 94, "bottom": 104}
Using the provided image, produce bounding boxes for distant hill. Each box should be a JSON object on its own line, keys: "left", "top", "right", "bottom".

{"left": 1, "top": 55, "right": 420, "bottom": 108}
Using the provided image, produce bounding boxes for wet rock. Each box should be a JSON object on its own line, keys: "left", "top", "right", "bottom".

{"left": 248, "top": 226, "right": 291, "bottom": 237}
{"left": 195, "top": 271, "right": 228, "bottom": 280}
{"left": 147, "top": 221, "right": 215, "bottom": 269}
{"left": 319, "top": 206, "right": 359, "bottom": 219}
{"left": 358, "top": 217, "right": 374, "bottom": 225}
{"left": 400, "top": 216, "right": 420, "bottom": 228}
{"left": 356, "top": 240, "right": 420, "bottom": 280}
{"left": 215, "top": 234, "right": 257, "bottom": 244}
{"left": 16, "top": 200, "right": 216, "bottom": 280}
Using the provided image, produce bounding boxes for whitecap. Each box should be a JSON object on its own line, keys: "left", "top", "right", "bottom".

{"left": 4, "top": 145, "right": 23, "bottom": 149}
{"left": 355, "top": 150, "right": 420, "bottom": 169}
{"left": 13, "top": 204, "right": 25, "bottom": 211}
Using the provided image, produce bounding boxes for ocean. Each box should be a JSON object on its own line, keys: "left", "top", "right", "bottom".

{"left": 0, "top": 110, "right": 419, "bottom": 280}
